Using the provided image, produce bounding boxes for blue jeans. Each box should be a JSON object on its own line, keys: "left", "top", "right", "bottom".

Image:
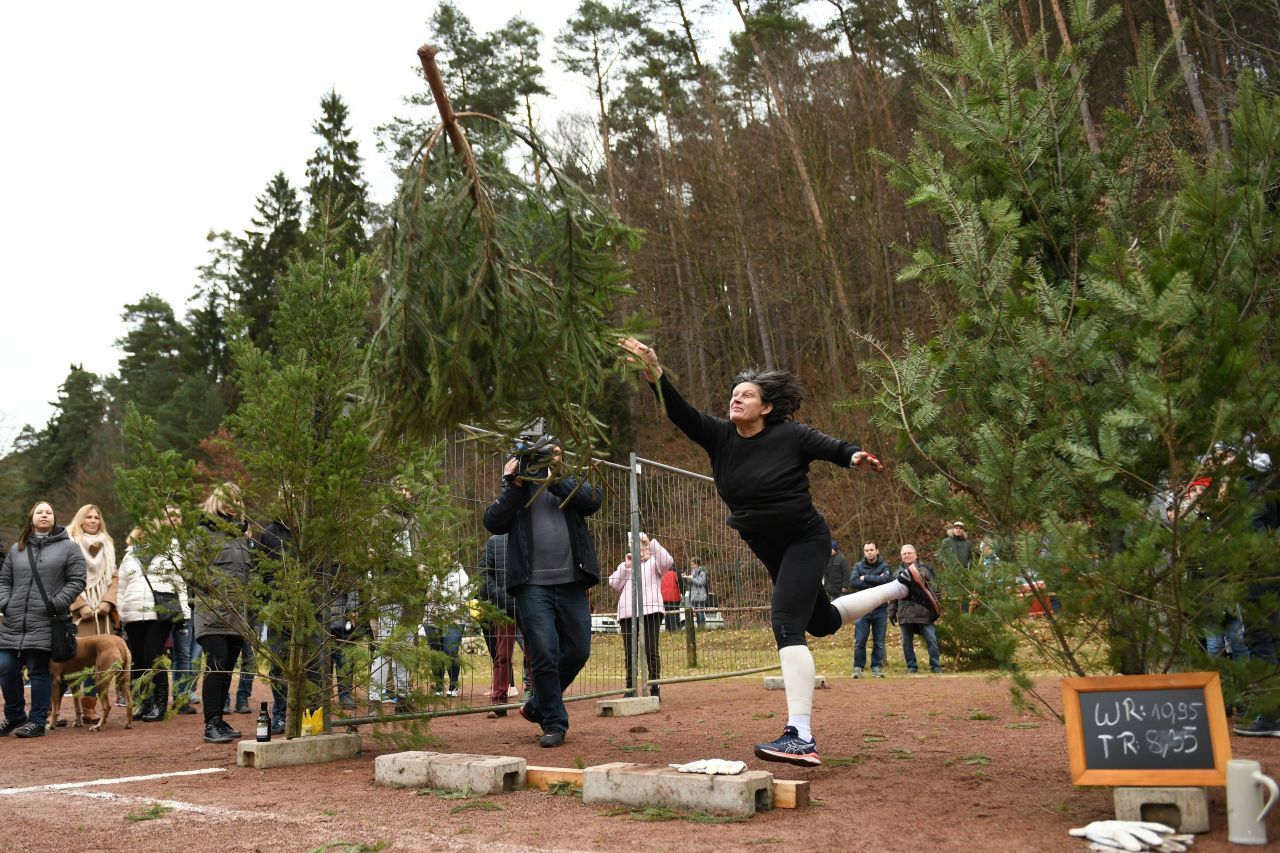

{"left": 425, "top": 624, "right": 463, "bottom": 691}
{"left": 170, "top": 620, "right": 193, "bottom": 699}
{"left": 901, "top": 623, "right": 941, "bottom": 672}
{"left": 515, "top": 583, "right": 591, "bottom": 734}
{"left": 854, "top": 608, "right": 888, "bottom": 670}
{"left": 0, "top": 648, "right": 52, "bottom": 726}
{"left": 1206, "top": 613, "right": 1249, "bottom": 661}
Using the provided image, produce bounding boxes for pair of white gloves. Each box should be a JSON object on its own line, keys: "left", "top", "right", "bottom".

{"left": 1069, "top": 820, "right": 1195, "bottom": 851}
{"left": 668, "top": 759, "right": 747, "bottom": 775}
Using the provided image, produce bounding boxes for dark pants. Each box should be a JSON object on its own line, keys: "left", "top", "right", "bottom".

{"left": 620, "top": 612, "right": 662, "bottom": 695}
{"left": 1244, "top": 612, "right": 1280, "bottom": 723}
{"left": 232, "top": 621, "right": 256, "bottom": 706}
{"left": 125, "top": 619, "right": 174, "bottom": 700}
{"left": 901, "top": 623, "right": 941, "bottom": 672}
{"left": 663, "top": 603, "right": 680, "bottom": 632}
{"left": 854, "top": 608, "right": 888, "bottom": 670}
{"left": 170, "top": 619, "right": 193, "bottom": 700}
{"left": 741, "top": 515, "right": 841, "bottom": 649}
{"left": 425, "top": 624, "right": 463, "bottom": 691}
{"left": 199, "top": 633, "right": 245, "bottom": 724}
{"left": 0, "top": 648, "right": 51, "bottom": 726}
{"left": 515, "top": 582, "right": 591, "bottom": 734}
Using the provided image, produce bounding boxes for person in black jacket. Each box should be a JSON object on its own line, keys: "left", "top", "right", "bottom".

{"left": 478, "top": 533, "right": 518, "bottom": 715}
{"left": 483, "top": 442, "right": 602, "bottom": 748}
{"left": 823, "top": 540, "right": 852, "bottom": 599}
{"left": 850, "top": 542, "right": 894, "bottom": 678}
{"left": 0, "top": 501, "right": 87, "bottom": 738}
{"left": 622, "top": 337, "right": 940, "bottom": 768}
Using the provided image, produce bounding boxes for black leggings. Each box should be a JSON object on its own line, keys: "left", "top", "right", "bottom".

{"left": 620, "top": 612, "right": 662, "bottom": 692}
{"left": 125, "top": 619, "right": 174, "bottom": 691}
{"left": 199, "top": 633, "right": 244, "bottom": 723}
{"left": 741, "top": 515, "right": 842, "bottom": 649}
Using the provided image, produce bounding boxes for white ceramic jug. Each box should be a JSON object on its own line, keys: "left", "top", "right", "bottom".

{"left": 1227, "top": 758, "right": 1279, "bottom": 845}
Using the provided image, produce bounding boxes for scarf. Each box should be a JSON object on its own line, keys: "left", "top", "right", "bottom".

{"left": 77, "top": 531, "right": 117, "bottom": 610}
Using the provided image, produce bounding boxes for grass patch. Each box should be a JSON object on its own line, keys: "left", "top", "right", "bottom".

{"left": 124, "top": 804, "right": 172, "bottom": 822}
{"left": 307, "top": 844, "right": 387, "bottom": 853}
{"left": 862, "top": 734, "right": 887, "bottom": 743}
{"left": 416, "top": 787, "right": 477, "bottom": 800}
{"left": 574, "top": 756, "right": 586, "bottom": 770}
{"left": 601, "top": 805, "right": 744, "bottom": 823}
{"left": 893, "top": 749, "right": 914, "bottom": 759}
{"left": 1005, "top": 722, "right": 1040, "bottom": 729}
{"left": 824, "top": 755, "right": 867, "bottom": 767}
{"left": 751, "top": 711, "right": 775, "bottom": 720}
{"left": 961, "top": 754, "right": 992, "bottom": 766}
{"left": 547, "top": 781, "right": 582, "bottom": 798}
{"left": 967, "top": 710, "right": 998, "bottom": 721}
{"left": 616, "top": 742, "right": 661, "bottom": 752}
{"left": 450, "top": 801, "right": 501, "bottom": 814}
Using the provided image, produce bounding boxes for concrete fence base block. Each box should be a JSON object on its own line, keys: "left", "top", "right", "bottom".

{"left": 582, "top": 761, "right": 774, "bottom": 817}
{"left": 374, "top": 751, "right": 527, "bottom": 796}
{"left": 1113, "top": 787, "right": 1209, "bottom": 834}
{"left": 763, "top": 675, "right": 826, "bottom": 690}
{"left": 236, "top": 733, "right": 362, "bottom": 769}
{"left": 596, "top": 696, "right": 661, "bottom": 717}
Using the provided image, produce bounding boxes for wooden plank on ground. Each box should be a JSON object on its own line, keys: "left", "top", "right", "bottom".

{"left": 772, "top": 779, "right": 809, "bottom": 809}
{"left": 526, "top": 766, "right": 584, "bottom": 790}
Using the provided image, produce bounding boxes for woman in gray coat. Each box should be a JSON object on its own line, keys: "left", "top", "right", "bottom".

{"left": 0, "top": 501, "right": 87, "bottom": 737}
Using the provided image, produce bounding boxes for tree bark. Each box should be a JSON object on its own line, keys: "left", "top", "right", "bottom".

{"left": 1044, "top": 0, "right": 1102, "bottom": 153}
{"left": 1162, "top": 0, "right": 1217, "bottom": 155}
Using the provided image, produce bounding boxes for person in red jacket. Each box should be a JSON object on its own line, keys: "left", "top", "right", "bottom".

{"left": 660, "top": 565, "right": 681, "bottom": 632}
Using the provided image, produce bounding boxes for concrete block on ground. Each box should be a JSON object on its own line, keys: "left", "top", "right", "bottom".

{"left": 1113, "top": 787, "right": 1209, "bottom": 834}
{"left": 374, "top": 751, "right": 526, "bottom": 795}
{"left": 582, "top": 761, "right": 773, "bottom": 816}
{"left": 596, "top": 696, "right": 661, "bottom": 717}
{"left": 763, "top": 675, "right": 826, "bottom": 690}
{"left": 237, "top": 733, "right": 361, "bottom": 769}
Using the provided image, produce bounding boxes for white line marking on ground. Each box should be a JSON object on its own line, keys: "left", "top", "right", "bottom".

{"left": 0, "top": 766, "right": 226, "bottom": 795}
{"left": 50, "top": 789, "right": 269, "bottom": 820}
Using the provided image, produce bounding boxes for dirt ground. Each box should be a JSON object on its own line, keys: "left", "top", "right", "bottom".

{"left": 2, "top": 672, "right": 1278, "bottom": 853}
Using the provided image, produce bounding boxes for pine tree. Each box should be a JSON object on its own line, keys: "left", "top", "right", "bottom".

{"left": 39, "top": 365, "right": 106, "bottom": 496}
{"left": 863, "top": 5, "right": 1280, "bottom": 704}
{"left": 305, "top": 91, "right": 371, "bottom": 260}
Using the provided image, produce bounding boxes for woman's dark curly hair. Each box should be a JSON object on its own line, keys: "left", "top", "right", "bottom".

{"left": 731, "top": 368, "right": 804, "bottom": 424}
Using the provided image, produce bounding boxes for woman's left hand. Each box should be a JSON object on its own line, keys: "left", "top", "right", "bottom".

{"left": 852, "top": 451, "right": 883, "bottom": 471}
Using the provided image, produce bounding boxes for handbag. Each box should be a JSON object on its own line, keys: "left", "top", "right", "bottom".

{"left": 28, "top": 546, "right": 78, "bottom": 663}
{"left": 139, "top": 560, "right": 183, "bottom": 621}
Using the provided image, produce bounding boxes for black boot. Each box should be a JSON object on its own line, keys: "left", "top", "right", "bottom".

{"left": 203, "top": 719, "right": 233, "bottom": 743}
{"left": 141, "top": 676, "right": 168, "bottom": 723}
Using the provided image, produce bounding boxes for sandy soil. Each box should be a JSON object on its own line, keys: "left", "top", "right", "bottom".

{"left": 2, "top": 673, "right": 1277, "bottom": 852}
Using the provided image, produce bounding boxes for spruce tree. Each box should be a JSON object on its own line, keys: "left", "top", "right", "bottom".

{"left": 237, "top": 172, "right": 304, "bottom": 351}
{"left": 305, "top": 91, "right": 371, "bottom": 260}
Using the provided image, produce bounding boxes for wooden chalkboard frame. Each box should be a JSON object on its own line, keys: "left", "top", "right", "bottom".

{"left": 1062, "top": 672, "right": 1232, "bottom": 786}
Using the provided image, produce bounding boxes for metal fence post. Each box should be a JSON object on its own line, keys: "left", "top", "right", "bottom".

{"left": 684, "top": 601, "right": 697, "bottom": 668}
{"left": 629, "top": 451, "right": 645, "bottom": 698}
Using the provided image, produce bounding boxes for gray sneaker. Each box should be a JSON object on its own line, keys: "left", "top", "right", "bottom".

{"left": 852, "top": 667, "right": 864, "bottom": 679}
{"left": 872, "top": 668, "right": 885, "bottom": 678}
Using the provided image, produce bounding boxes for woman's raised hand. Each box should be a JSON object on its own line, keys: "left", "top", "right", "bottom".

{"left": 620, "top": 337, "right": 662, "bottom": 382}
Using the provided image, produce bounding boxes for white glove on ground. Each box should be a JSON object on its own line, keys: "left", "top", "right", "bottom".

{"left": 1068, "top": 820, "right": 1190, "bottom": 852}
{"left": 668, "top": 759, "right": 747, "bottom": 775}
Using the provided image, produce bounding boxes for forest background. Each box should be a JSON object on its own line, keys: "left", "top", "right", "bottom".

{"left": 1, "top": 0, "right": 1277, "bottom": 690}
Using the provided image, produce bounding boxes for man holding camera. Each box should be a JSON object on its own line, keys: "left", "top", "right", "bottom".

{"left": 483, "top": 439, "right": 603, "bottom": 747}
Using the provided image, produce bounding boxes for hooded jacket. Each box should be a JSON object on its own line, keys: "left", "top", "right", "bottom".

{"left": 192, "top": 516, "right": 256, "bottom": 639}
{"left": 610, "top": 538, "right": 674, "bottom": 620}
{"left": 0, "top": 527, "right": 87, "bottom": 652}
{"left": 482, "top": 476, "right": 602, "bottom": 592}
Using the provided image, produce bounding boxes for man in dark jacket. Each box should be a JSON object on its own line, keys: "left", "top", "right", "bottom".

{"left": 483, "top": 443, "right": 602, "bottom": 748}
{"left": 823, "top": 540, "right": 852, "bottom": 599}
{"left": 939, "top": 521, "right": 973, "bottom": 570}
{"left": 849, "top": 542, "right": 893, "bottom": 677}
{"left": 478, "top": 533, "right": 521, "bottom": 714}
{"left": 888, "top": 544, "right": 942, "bottom": 674}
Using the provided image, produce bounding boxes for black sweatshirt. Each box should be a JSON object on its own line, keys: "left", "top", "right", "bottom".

{"left": 650, "top": 373, "right": 860, "bottom": 535}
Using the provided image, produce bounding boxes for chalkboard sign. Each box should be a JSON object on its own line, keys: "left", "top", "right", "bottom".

{"left": 1062, "top": 672, "right": 1231, "bottom": 786}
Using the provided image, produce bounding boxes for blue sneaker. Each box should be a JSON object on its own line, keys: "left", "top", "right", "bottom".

{"left": 753, "top": 726, "right": 821, "bottom": 767}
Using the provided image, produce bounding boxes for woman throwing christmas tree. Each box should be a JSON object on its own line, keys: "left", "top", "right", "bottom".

{"left": 620, "top": 337, "right": 939, "bottom": 767}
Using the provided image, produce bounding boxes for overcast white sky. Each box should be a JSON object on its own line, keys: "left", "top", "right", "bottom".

{"left": 0, "top": 1, "right": 736, "bottom": 453}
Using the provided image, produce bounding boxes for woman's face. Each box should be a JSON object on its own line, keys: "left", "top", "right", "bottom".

{"left": 729, "top": 382, "right": 773, "bottom": 427}
{"left": 32, "top": 503, "right": 55, "bottom": 533}
{"left": 81, "top": 507, "right": 102, "bottom": 535}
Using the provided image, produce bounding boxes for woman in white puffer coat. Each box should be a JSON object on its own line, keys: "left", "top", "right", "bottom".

{"left": 119, "top": 526, "right": 189, "bottom": 722}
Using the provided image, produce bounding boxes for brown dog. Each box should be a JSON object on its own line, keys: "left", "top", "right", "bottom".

{"left": 50, "top": 634, "right": 133, "bottom": 731}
